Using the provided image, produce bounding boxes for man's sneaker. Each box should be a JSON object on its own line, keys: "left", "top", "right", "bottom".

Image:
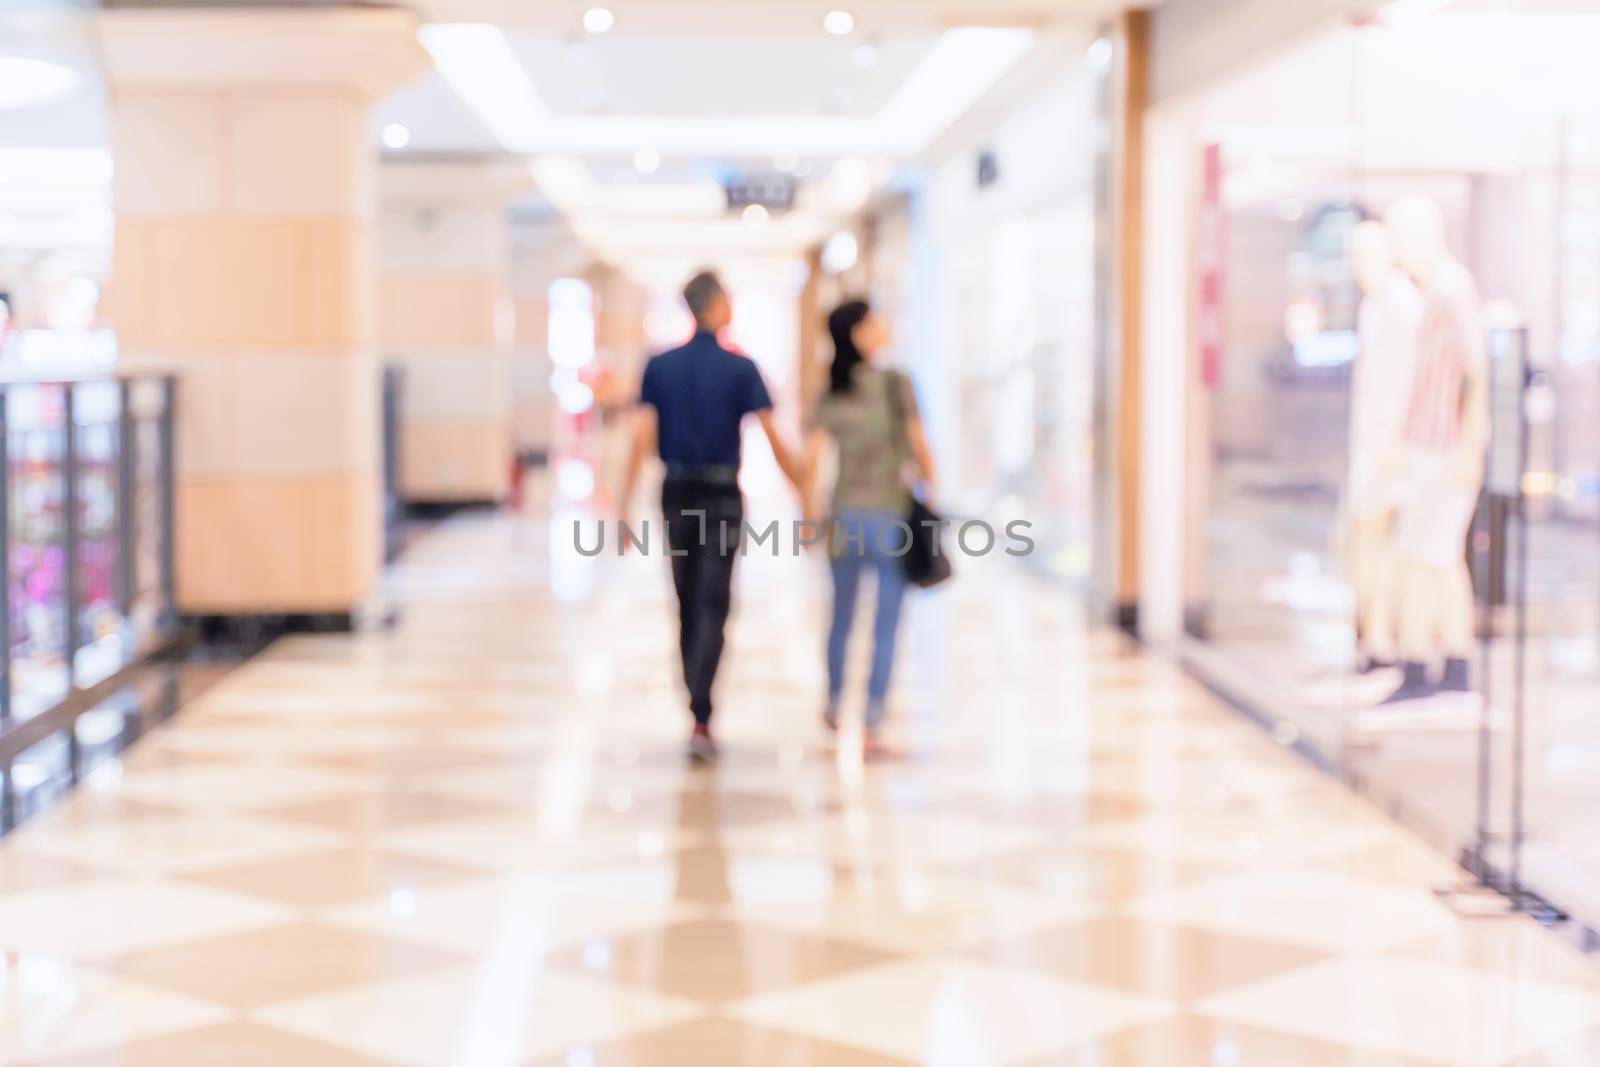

{"left": 688, "top": 725, "right": 719, "bottom": 764}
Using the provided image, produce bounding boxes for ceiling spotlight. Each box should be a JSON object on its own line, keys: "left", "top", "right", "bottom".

{"left": 852, "top": 41, "right": 880, "bottom": 68}
{"left": 633, "top": 148, "right": 661, "bottom": 175}
{"left": 742, "top": 204, "right": 771, "bottom": 227}
{"left": 821, "top": 231, "right": 859, "bottom": 275}
{"left": 380, "top": 122, "right": 411, "bottom": 149}
{"left": 823, "top": 10, "right": 855, "bottom": 35}
{"left": 583, "top": 7, "right": 614, "bottom": 34}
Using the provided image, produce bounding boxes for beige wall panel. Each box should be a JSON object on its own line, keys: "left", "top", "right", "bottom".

{"left": 511, "top": 293, "right": 548, "bottom": 350}
{"left": 231, "top": 353, "right": 379, "bottom": 477}
{"left": 512, "top": 349, "right": 553, "bottom": 455}
{"left": 391, "top": 350, "right": 512, "bottom": 421}
{"left": 228, "top": 93, "right": 367, "bottom": 217}
{"left": 109, "top": 92, "right": 225, "bottom": 218}
{"left": 303, "top": 474, "right": 381, "bottom": 607}
{"left": 112, "top": 217, "right": 367, "bottom": 350}
{"left": 177, "top": 475, "right": 378, "bottom": 612}
{"left": 399, "top": 419, "right": 508, "bottom": 502}
{"left": 170, "top": 354, "right": 243, "bottom": 477}
{"left": 379, "top": 207, "right": 508, "bottom": 273}
{"left": 379, "top": 273, "right": 502, "bottom": 350}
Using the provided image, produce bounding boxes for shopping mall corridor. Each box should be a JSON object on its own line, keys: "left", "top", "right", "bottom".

{"left": 1, "top": 502, "right": 1599, "bottom": 1066}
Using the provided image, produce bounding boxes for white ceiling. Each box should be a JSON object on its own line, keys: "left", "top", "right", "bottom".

{"left": 508, "top": 30, "right": 943, "bottom": 120}
{"left": 1197, "top": 10, "right": 1600, "bottom": 182}
{"left": 0, "top": 0, "right": 1110, "bottom": 275}
{"left": 406, "top": 0, "right": 1119, "bottom": 32}
{"left": 372, "top": 6, "right": 1088, "bottom": 268}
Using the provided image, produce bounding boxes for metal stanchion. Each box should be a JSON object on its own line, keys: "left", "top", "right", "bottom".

{"left": 1435, "top": 325, "right": 1527, "bottom": 919}
{"left": 62, "top": 383, "right": 81, "bottom": 785}
{"left": 159, "top": 376, "right": 177, "bottom": 629}
{"left": 0, "top": 389, "right": 10, "bottom": 727}
{"left": 115, "top": 379, "right": 137, "bottom": 619}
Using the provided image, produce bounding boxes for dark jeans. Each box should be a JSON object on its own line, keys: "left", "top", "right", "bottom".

{"left": 662, "top": 477, "right": 743, "bottom": 726}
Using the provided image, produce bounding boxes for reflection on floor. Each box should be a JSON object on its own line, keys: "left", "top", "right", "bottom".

{"left": 1, "top": 507, "right": 1598, "bottom": 1065}
{"left": 1200, "top": 475, "right": 1600, "bottom": 936}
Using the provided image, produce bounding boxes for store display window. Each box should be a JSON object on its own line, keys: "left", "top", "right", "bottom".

{"left": 1161, "top": 1, "right": 1600, "bottom": 926}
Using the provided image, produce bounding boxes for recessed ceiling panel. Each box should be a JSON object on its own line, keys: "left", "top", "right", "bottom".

{"left": 509, "top": 30, "right": 942, "bottom": 118}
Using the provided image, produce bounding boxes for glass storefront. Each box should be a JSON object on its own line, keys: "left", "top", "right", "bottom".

{"left": 920, "top": 57, "right": 1098, "bottom": 583}
{"left": 1158, "top": 1, "right": 1600, "bottom": 925}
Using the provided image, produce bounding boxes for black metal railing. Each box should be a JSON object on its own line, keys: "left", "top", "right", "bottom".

{"left": 0, "top": 374, "right": 180, "bottom": 825}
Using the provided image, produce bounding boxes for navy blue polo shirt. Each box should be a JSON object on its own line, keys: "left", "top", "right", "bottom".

{"left": 638, "top": 331, "right": 773, "bottom": 467}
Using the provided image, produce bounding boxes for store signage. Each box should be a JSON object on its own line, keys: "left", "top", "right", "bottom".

{"left": 725, "top": 173, "right": 796, "bottom": 213}
{"left": 1197, "top": 143, "right": 1227, "bottom": 389}
{"left": 977, "top": 148, "right": 999, "bottom": 189}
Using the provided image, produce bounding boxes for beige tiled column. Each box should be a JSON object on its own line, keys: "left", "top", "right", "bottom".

{"left": 99, "top": 8, "right": 426, "bottom": 615}
{"left": 378, "top": 163, "right": 525, "bottom": 504}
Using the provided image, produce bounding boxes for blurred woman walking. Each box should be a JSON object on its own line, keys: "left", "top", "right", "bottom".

{"left": 803, "top": 300, "right": 937, "bottom": 759}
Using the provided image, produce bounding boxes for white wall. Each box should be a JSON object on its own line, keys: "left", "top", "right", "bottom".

{"left": 1151, "top": 0, "right": 1372, "bottom": 104}
{"left": 914, "top": 61, "right": 1096, "bottom": 511}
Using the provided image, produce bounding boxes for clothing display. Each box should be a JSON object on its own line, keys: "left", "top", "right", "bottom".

{"left": 1348, "top": 273, "right": 1423, "bottom": 520}
{"left": 1405, "top": 260, "right": 1484, "bottom": 452}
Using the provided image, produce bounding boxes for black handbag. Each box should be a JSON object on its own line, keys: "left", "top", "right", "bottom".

{"left": 886, "top": 372, "right": 953, "bottom": 589}
{"left": 903, "top": 497, "right": 954, "bottom": 588}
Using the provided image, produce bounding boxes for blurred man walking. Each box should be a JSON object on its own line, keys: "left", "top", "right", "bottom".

{"left": 620, "top": 270, "right": 802, "bottom": 762}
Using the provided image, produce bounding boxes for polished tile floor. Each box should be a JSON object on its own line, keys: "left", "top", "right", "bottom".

{"left": 2, "top": 504, "right": 1599, "bottom": 1066}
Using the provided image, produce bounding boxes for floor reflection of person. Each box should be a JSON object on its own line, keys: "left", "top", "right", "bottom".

{"left": 619, "top": 270, "right": 803, "bottom": 763}
{"left": 802, "top": 300, "right": 937, "bottom": 759}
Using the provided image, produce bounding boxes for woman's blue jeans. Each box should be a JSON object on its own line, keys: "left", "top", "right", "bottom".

{"left": 827, "top": 509, "right": 909, "bottom": 729}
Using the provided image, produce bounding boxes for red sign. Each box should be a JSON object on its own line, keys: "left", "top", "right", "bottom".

{"left": 1198, "top": 143, "right": 1227, "bottom": 389}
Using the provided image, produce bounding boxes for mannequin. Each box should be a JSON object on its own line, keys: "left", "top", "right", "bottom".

{"left": 1379, "top": 194, "right": 1487, "bottom": 705}
{"left": 1346, "top": 221, "right": 1423, "bottom": 673}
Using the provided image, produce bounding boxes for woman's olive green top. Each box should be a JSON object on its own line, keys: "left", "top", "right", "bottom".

{"left": 809, "top": 367, "right": 918, "bottom": 516}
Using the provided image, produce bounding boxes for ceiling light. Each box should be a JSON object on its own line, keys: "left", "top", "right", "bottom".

{"left": 823, "top": 10, "right": 855, "bottom": 35}
{"left": 380, "top": 123, "right": 411, "bottom": 149}
{"left": 1086, "top": 37, "right": 1113, "bottom": 69}
{"left": 821, "top": 231, "right": 859, "bottom": 274}
{"left": 741, "top": 204, "right": 770, "bottom": 227}
{"left": 419, "top": 24, "right": 549, "bottom": 153}
{"left": 583, "top": 7, "right": 615, "bottom": 34}
{"left": 875, "top": 28, "right": 1036, "bottom": 153}
{"left": 852, "top": 42, "right": 880, "bottom": 68}
{"left": 633, "top": 148, "right": 661, "bottom": 175}
{"left": 0, "top": 57, "right": 78, "bottom": 111}
{"left": 0, "top": 147, "right": 112, "bottom": 186}
{"left": 1380, "top": 0, "right": 1454, "bottom": 22}
{"left": 828, "top": 156, "right": 873, "bottom": 209}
